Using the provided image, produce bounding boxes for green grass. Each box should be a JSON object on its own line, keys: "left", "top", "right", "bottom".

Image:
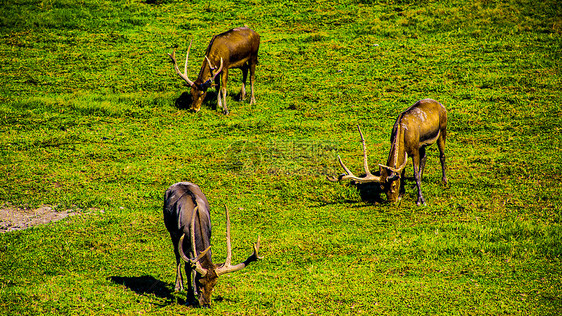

{"left": 1, "top": 0, "right": 561, "bottom": 314}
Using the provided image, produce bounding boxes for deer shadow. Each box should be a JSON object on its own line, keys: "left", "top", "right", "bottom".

{"left": 354, "top": 182, "right": 386, "bottom": 204}
{"left": 174, "top": 92, "right": 196, "bottom": 110}
{"left": 321, "top": 171, "right": 392, "bottom": 206}
{"left": 108, "top": 275, "right": 178, "bottom": 303}
{"left": 173, "top": 90, "right": 242, "bottom": 112}
{"left": 354, "top": 172, "right": 422, "bottom": 204}
{"left": 108, "top": 275, "right": 230, "bottom": 307}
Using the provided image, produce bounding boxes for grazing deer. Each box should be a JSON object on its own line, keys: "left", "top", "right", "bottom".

{"left": 328, "top": 99, "right": 447, "bottom": 206}
{"left": 168, "top": 27, "right": 260, "bottom": 114}
{"left": 163, "top": 182, "right": 262, "bottom": 307}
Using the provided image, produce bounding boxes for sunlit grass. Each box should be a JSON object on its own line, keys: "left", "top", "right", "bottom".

{"left": 1, "top": 0, "right": 561, "bottom": 314}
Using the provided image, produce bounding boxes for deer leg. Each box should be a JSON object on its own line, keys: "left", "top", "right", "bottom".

{"left": 249, "top": 60, "right": 256, "bottom": 105}
{"left": 240, "top": 66, "right": 248, "bottom": 101}
{"left": 437, "top": 132, "right": 447, "bottom": 185}
{"left": 172, "top": 235, "right": 184, "bottom": 291}
{"left": 174, "top": 257, "right": 184, "bottom": 292}
{"left": 184, "top": 263, "right": 198, "bottom": 305}
{"left": 412, "top": 154, "right": 426, "bottom": 206}
{"left": 419, "top": 147, "right": 427, "bottom": 181}
{"left": 221, "top": 69, "right": 229, "bottom": 114}
{"left": 215, "top": 76, "right": 222, "bottom": 112}
{"left": 182, "top": 246, "right": 198, "bottom": 305}
{"left": 399, "top": 169, "right": 406, "bottom": 200}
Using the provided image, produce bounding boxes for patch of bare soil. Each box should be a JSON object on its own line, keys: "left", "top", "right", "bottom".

{"left": 0, "top": 205, "right": 74, "bottom": 233}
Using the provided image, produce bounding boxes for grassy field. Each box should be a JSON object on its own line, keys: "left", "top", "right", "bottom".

{"left": 1, "top": 0, "right": 561, "bottom": 314}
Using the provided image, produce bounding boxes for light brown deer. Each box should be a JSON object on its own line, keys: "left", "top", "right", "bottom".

{"left": 163, "top": 182, "right": 262, "bottom": 307}
{"left": 168, "top": 27, "right": 260, "bottom": 114}
{"left": 328, "top": 99, "right": 447, "bottom": 205}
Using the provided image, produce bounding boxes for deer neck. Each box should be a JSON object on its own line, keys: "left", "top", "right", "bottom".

{"left": 387, "top": 116, "right": 406, "bottom": 169}
{"left": 195, "top": 65, "right": 211, "bottom": 87}
{"left": 193, "top": 204, "right": 214, "bottom": 269}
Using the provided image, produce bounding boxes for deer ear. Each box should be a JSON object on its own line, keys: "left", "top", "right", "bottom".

{"left": 201, "top": 79, "right": 213, "bottom": 90}
{"left": 387, "top": 172, "right": 400, "bottom": 181}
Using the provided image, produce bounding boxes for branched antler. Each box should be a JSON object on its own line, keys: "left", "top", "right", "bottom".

{"left": 216, "top": 205, "right": 262, "bottom": 276}
{"left": 168, "top": 39, "right": 195, "bottom": 87}
{"left": 205, "top": 56, "right": 224, "bottom": 81}
{"left": 327, "top": 125, "right": 382, "bottom": 183}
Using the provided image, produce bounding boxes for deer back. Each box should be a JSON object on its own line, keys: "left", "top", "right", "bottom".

{"left": 200, "top": 27, "right": 260, "bottom": 78}
{"left": 163, "top": 182, "right": 213, "bottom": 261}
{"left": 388, "top": 99, "right": 447, "bottom": 164}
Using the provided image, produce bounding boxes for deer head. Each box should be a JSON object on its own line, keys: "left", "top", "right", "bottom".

{"left": 168, "top": 40, "right": 223, "bottom": 112}
{"left": 327, "top": 125, "right": 407, "bottom": 202}
{"left": 177, "top": 205, "right": 261, "bottom": 307}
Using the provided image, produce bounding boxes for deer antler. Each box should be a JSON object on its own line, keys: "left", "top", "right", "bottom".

{"left": 216, "top": 205, "right": 262, "bottom": 276}
{"left": 379, "top": 152, "right": 408, "bottom": 174}
{"left": 168, "top": 39, "right": 195, "bottom": 87}
{"left": 327, "top": 125, "right": 382, "bottom": 183}
{"left": 178, "top": 206, "right": 211, "bottom": 276}
{"left": 205, "top": 56, "right": 224, "bottom": 82}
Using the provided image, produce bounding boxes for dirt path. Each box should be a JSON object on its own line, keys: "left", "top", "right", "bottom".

{"left": 0, "top": 205, "right": 73, "bottom": 233}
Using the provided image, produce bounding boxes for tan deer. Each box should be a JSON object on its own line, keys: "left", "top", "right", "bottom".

{"left": 329, "top": 99, "right": 447, "bottom": 205}
{"left": 168, "top": 27, "right": 260, "bottom": 114}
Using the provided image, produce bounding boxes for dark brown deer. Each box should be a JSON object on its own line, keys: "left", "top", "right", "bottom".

{"left": 328, "top": 99, "right": 447, "bottom": 206}
{"left": 168, "top": 27, "right": 260, "bottom": 114}
{"left": 163, "top": 182, "right": 262, "bottom": 307}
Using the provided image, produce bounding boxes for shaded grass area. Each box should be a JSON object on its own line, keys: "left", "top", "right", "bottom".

{"left": 1, "top": 0, "right": 561, "bottom": 314}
